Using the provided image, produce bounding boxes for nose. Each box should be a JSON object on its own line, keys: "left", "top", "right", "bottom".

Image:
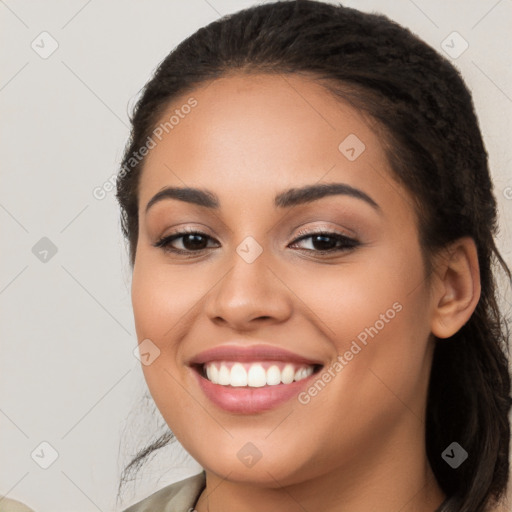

{"left": 203, "top": 247, "right": 293, "bottom": 331}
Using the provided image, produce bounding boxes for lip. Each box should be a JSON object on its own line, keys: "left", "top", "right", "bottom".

{"left": 188, "top": 343, "right": 323, "bottom": 414}
{"left": 188, "top": 344, "right": 323, "bottom": 366}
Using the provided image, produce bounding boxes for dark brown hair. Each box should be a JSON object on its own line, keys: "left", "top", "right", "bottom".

{"left": 116, "top": 2, "right": 511, "bottom": 510}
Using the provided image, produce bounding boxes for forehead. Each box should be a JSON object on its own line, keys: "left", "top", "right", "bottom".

{"left": 137, "top": 72, "right": 409, "bottom": 218}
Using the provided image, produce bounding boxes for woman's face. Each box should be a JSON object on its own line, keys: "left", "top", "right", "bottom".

{"left": 131, "top": 73, "right": 437, "bottom": 486}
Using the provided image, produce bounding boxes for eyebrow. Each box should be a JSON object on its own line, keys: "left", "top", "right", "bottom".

{"left": 145, "top": 182, "right": 380, "bottom": 213}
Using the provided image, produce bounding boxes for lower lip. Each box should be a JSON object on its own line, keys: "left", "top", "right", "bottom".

{"left": 193, "top": 368, "right": 319, "bottom": 413}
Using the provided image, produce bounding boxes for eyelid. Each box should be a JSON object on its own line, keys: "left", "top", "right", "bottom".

{"left": 293, "top": 225, "right": 356, "bottom": 240}
{"left": 155, "top": 223, "right": 356, "bottom": 245}
{"left": 154, "top": 226, "right": 219, "bottom": 248}
{"left": 156, "top": 223, "right": 217, "bottom": 240}
{"left": 153, "top": 225, "right": 360, "bottom": 258}
{"left": 288, "top": 228, "right": 360, "bottom": 253}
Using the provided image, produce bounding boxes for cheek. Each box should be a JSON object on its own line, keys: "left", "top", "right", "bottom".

{"left": 131, "top": 259, "right": 188, "bottom": 384}
{"left": 130, "top": 259, "right": 205, "bottom": 437}
{"left": 287, "top": 242, "right": 428, "bottom": 347}
{"left": 131, "top": 256, "right": 204, "bottom": 341}
{"left": 289, "top": 241, "right": 432, "bottom": 405}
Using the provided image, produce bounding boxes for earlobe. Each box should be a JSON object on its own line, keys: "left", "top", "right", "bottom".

{"left": 430, "top": 237, "right": 481, "bottom": 339}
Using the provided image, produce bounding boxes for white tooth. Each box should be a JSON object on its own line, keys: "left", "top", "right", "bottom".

{"left": 266, "top": 365, "right": 281, "bottom": 386}
{"left": 208, "top": 363, "right": 219, "bottom": 384}
{"left": 230, "top": 363, "right": 248, "bottom": 387}
{"left": 247, "top": 364, "right": 266, "bottom": 387}
{"left": 281, "top": 364, "right": 295, "bottom": 384}
{"left": 295, "top": 367, "right": 313, "bottom": 381}
{"left": 218, "top": 364, "right": 231, "bottom": 385}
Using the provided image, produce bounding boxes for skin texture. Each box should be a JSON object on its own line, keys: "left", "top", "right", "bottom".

{"left": 131, "top": 73, "right": 480, "bottom": 512}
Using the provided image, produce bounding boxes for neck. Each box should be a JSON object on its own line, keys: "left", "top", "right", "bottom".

{"left": 195, "top": 417, "right": 446, "bottom": 512}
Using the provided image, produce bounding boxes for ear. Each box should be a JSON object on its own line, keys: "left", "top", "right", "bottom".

{"left": 430, "top": 237, "right": 481, "bottom": 339}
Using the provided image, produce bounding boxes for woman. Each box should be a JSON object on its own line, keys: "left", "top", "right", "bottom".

{"left": 116, "top": 1, "right": 511, "bottom": 511}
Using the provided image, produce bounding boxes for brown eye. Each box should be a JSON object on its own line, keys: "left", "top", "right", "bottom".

{"left": 154, "top": 231, "right": 220, "bottom": 254}
{"left": 289, "top": 232, "right": 359, "bottom": 254}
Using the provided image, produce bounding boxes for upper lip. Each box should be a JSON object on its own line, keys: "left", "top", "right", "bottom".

{"left": 188, "top": 343, "right": 324, "bottom": 366}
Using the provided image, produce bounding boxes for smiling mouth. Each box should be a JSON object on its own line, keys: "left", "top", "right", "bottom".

{"left": 195, "top": 361, "right": 323, "bottom": 388}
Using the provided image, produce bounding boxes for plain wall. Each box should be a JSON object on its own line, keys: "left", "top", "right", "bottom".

{"left": 1, "top": 1, "right": 511, "bottom": 510}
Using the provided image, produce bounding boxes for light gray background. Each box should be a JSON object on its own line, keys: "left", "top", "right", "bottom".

{"left": 1, "top": 1, "right": 511, "bottom": 511}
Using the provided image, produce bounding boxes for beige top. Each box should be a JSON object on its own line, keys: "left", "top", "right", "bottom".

{"left": 0, "top": 497, "right": 35, "bottom": 512}
{"left": 4, "top": 478, "right": 510, "bottom": 511}
{"left": 0, "top": 474, "right": 205, "bottom": 512}
{"left": 122, "top": 472, "right": 206, "bottom": 512}
{"left": 7, "top": 475, "right": 510, "bottom": 511}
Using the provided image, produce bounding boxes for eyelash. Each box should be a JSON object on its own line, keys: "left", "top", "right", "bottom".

{"left": 153, "top": 227, "right": 360, "bottom": 257}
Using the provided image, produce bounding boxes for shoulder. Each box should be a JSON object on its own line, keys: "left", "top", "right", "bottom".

{"left": 122, "top": 472, "right": 206, "bottom": 512}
